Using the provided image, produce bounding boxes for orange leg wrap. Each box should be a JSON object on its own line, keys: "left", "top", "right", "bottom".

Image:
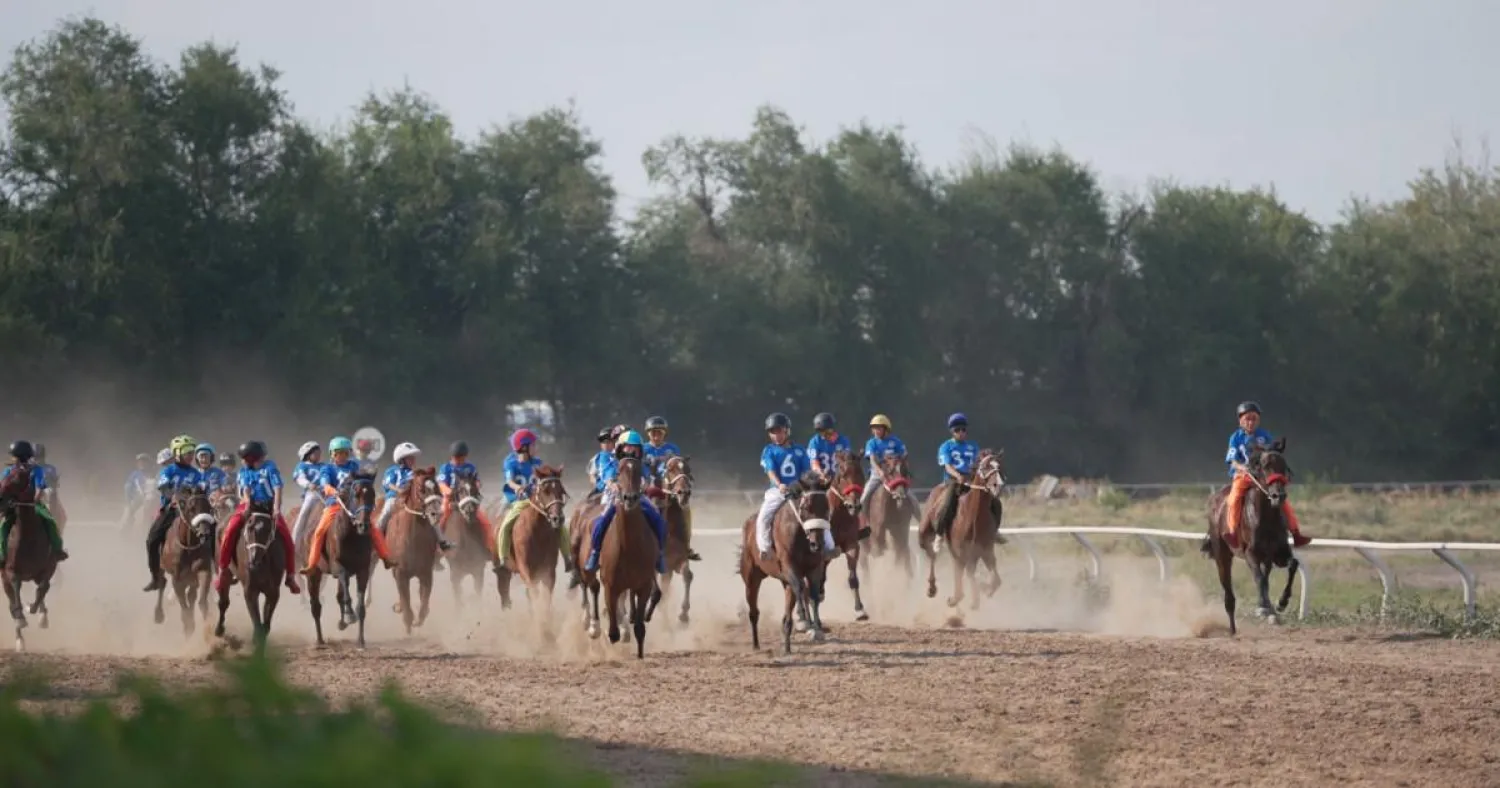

{"left": 303, "top": 506, "right": 340, "bottom": 573}
{"left": 370, "top": 523, "right": 392, "bottom": 562}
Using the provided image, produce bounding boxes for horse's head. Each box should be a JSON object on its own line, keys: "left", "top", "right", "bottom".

{"left": 407, "top": 467, "right": 443, "bottom": 522}
{"left": 245, "top": 499, "right": 277, "bottom": 572}
{"left": 342, "top": 471, "right": 378, "bottom": 533}
{"left": 973, "top": 449, "right": 1007, "bottom": 498}
{"left": 453, "top": 467, "right": 482, "bottom": 521}
{"left": 877, "top": 454, "right": 912, "bottom": 504}
{"left": 615, "top": 456, "right": 643, "bottom": 511}
{"left": 1250, "top": 437, "right": 1291, "bottom": 509}
{"left": 791, "top": 471, "right": 833, "bottom": 555}
{"left": 532, "top": 464, "right": 568, "bottom": 527}
{"left": 830, "top": 449, "right": 866, "bottom": 514}
{"left": 175, "top": 484, "right": 216, "bottom": 538}
{"left": 0, "top": 463, "right": 35, "bottom": 505}
{"left": 662, "top": 456, "right": 693, "bottom": 507}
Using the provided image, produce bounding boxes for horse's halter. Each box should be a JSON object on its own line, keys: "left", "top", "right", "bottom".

{"left": 172, "top": 487, "right": 216, "bottom": 544}
{"left": 827, "top": 452, "right": 864, "bottom": 515}
{"left": 879, "top": 457, "right": 911, "bottom": 502}
{"left": 662, "top": 458, "right": 693, "bottom": 507}
{"left": 245, "top": 504, "right": 277, "bottom": 565}
{"left": 614, "top": 457, "right": 644, "bottom": 510}
{"left": 404, "top": 473, "right": 444, "bottom": 523}
{"left": 454, "top": 473, "right": 481, "bottom": 520}
{"left": 968, "top": 454, "right": 1006, "bottom": 498}
{"left": 1247, "top": 452, "right": 1291, "bottom": 508}
{"left": 341, "top": 476, "right": 376, "bottom": 533}
{"left": 533, "top": 475, "right": 567, "bottom": 527}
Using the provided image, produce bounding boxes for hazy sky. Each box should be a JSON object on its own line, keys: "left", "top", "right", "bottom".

{"left": 5, "top": 1, "right": 1494, "bottom": 222}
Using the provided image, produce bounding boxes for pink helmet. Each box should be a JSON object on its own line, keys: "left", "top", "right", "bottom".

{"left": 510, "top": 429, "right": 539, "bottom": 452}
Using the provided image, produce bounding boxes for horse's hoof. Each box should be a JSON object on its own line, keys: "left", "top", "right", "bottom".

{"left": 926, "top": 584, "right": 937, "bottom": 599}
{"left": 855, "top": 611, "right": 869, "bottom": 622}
{"left": 337, "top": 619, "right": 349, "bottom": 631}
{"left": 214, "top": 623, "right": 225, "bottom": 637}
{"left": 946, "top": 597, "right": 961, "bottom": 608}
{"left": 808, "top": 629, "right": 825, "bottom": 643}
{"left": 678, "top": 611, "right": 690, "bottom": 625}
{"left": 794, "top": 619, "right": 810, "bottom": 633}
{"left": 153, "top": 609, "right": 165, "bottom": 625}
{"left": 587, "top": 623, "right": 600, "bottom": 640}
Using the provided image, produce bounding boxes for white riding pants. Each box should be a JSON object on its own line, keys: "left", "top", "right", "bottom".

{"left": 291, "top": 489, "right": 322, "bottom": 544}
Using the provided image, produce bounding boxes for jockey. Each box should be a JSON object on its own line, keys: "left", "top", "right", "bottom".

{"left": 156, "top": 447, "right": 173, "bottom": 466}
{"left": 122, "top": 452, "right": 154, "bottom": 526}
{"left": 641, "top": 416, "right": 681, "bottom": 487}
{"left": 860, "top": 414, "right": 908, "bottom": 508}
{"left": 32, "top": 443, "right": 65, "bottom": 525}
{"left": 215, "top": 441, "right": 300, "bottom": 594}
{"left": 582, "top": 430, "right": 668, "bottom": 574}
{"left": 289, "top": 441, "right": 326, "bottom": 547}
{"left": 755, "top": 413, "right": 835, "bottom": 561}
{"left": 143, "top": 435, "right": 205, "bottom": 591}
{"left": 0, "top": 440, "right": 67, "bottom": 564}
{"left": 587, "top": 427, "right": 615, "bottom": 498}
{"left": 213, "top": 438, "right": 300, "bottom": 594}
{"left": 217, "top": 451, "right": 237, "bottom": 477}
{"left": 375, "top": 441, "right": 423, "bottom": 535}
{"left": 1223, "top": 401, "right": 1310, "bottom": 550}
{"left": 304, "top": 436, "right": 400, "bottom": 575}
{"left": 807, "top": 412, "right": 851, "bottom": 481}
{"left": 437, "top": 441, "right": 486, "bottom": 545}
{"left": 194, "top": 444, "right": 229, "bottom": 495}
{"left": 932, "top": 413, "right": 981, "bottom": 538}
{"left": 501, "top": 429, "right": 545, "bottom": 509}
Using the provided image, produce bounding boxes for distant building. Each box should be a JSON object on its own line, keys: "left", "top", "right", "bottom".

{"left": 505, "top": 400, "right": 557, "bottom": 445}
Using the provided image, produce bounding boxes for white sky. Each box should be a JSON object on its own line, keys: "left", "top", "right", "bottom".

{"left": 5, "top": 0, "right": 1494, "bottom": 222}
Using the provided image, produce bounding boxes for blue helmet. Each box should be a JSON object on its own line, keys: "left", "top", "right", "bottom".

{"left": 617, "top": 430, "right": 644, "bottom": 448}
{"left": 195, "top": 443, "right": 216, "bottom": 457}
{"left": 329, "top": 436, "right": 354, "bottom": 452}
{"left": 946, "top": 412, "right": 969, "bottom": 430}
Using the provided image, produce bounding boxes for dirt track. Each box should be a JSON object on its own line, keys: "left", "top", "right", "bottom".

{"left": 5, "top": 517, "right": 1500, "bottom": 786}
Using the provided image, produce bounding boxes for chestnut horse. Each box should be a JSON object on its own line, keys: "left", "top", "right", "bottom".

{"left": 825, "top": 449, "right": 871, "bottom": 621}
{"left": 1204, "top": 437, "right": 1300, "bottom": 634}
{"left": 579, "top": 456, "right": 660, "bottom": 658}
{"left": 213, "top": 498, "right": 284, "bottom": 650}
{"left": 442, "top": 468, "right": 490, "bottom": 608}
{"left": 739, "top": 472, "right": 834, "bottom": 654}
{"left": 917, "top": 449, "right": 1005, "bottom": 610}
{"left": 156, "top": 485, "right": 218, "bottom": 635}
{"left": 494, "top": 465, "right": 567, "bottom": 621}
{"left": 301, "top": 472, "right": 379, "bottom": 648}
{"left": 386, "top": 467, "right": 444, "bottom": 635}
{"left": 863, "top": 454, "right": 917, "bottom": 578}
{"left": 647, "top": 455, "right": 696, "bottom": 624}
{"left": 1, "top": 465, "right": 58, "bottom": 651}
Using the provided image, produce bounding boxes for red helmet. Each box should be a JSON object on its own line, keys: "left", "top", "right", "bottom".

{"left": 510, "top": 429, "right": 539, "bottom": 452}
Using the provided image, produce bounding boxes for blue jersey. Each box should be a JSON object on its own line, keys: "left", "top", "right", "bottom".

{"left": 643, "top": 442, "right": 681, "bottom": 475}
{"left": 36, "top": 463, "right": 59, "bottom": 490}
{"left": 864, "top": 436, "right": 907, "bottom": 461}
{"left": 237, "top": 461, "right": 284, "bottom": 504}
{"left": 807, "top": 433, "right": 851, "bottom": 472}
{"left": 1226, "top": 427, "right": 1275, "bottom": 476}
{"left": 502, "top": 454, "right": 544, "bottom": 502}
{"left": 317, "top": 459, "right": 363, "bottom": 505}
{"left": 125, "top": 469, "right": 152, "bottom": 503}
{"left": 437, "top": 461, "right": 479, "bottom": 491}
{"left": 157, "top": 463, "right": 204, "bottom": 505}
{"left": 761, "top": 442, "right": 810, "bottom": 487}
{"left": 938, "top": 439, "right": 980, "bottom": 475}
{"left": 1, "top": 464, "right": 47, "bottom": 492}
{"left": 590, "top": 452, "right": 614, "bottom": 493}
{"left": 381, "top": 464, "right": 413, "bottom": 500}
{"left": 293, "top": 460, "right": 326, "bottom": 493}
{"left": 199, "top": 466, "right": 229, "bottom": 494}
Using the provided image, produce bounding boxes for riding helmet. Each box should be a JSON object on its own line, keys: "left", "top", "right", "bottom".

{"left": 450, "top": 440, "right": 470, "bottom": 457}
{"left": 9, "top": 440, "right": 34, "bottom": 462}
{"left": 869, "top": 414, "right": 892, "bottom": 429}
{"left": 644, "top": 416, "right": 668, "bottom": 433}
{"left": 195, "top": 443, "right": 216, "bottom": 457}
{"left": 328, "top": 436, "right": 354, "bottom": 453}
{"left": 297, "top": 441, "right": 321, "bottom": 461}
{"left": 1236, "top": 401, "right": 1261, "bottom": 417}
{"left": 217, "top": 452, "right": 235, "bottom": 467}
{"left": 813, "top": 412, "right": 836, "bottom": 431}
{"left": 946, "top": 412, "right": 968, "bottom": 430}
{"left": 764, "top": 412, "right": 791, "bottom": 431}
{"left": 239, "top": 441, "right": 268, "bottom": 460}
{"left": 596, "top": 426, "right": 614, "bottom": 443}
{"left": 510, "top": 429, "right": 538, "bottom": 452}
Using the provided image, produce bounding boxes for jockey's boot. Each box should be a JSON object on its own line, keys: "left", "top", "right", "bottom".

{"left": 54, "top": 549, "right": 69, "bottom": 562}
{"left": 687, "top": 548, "right": 702, "bottom": 561}
{"left": 583, "top": 547, "right": 601, "bottom": 573}
{"left": 568, "top": 567, "right": 583, "bottom": 590}
{"left": 856, "top": 525, "right": 872, "bottom": 541}
{"left": 142, "top": 547, "right": 165, "bottom": 592}
{"left": 1199, "top": 537, "right": 1213, "bottom": 556}
{"left": 284, "top": 573, "right": 301, "bottom": 594}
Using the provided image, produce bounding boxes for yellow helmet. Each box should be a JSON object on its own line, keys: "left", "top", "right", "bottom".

{"left": 869, "top": 414, "right": 892, "bottom": 429}
{"left": 170, "top": 434, "right": 198, "bottom": 457}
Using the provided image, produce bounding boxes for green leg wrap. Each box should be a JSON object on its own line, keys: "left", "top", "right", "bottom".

{"left": 684, "top": 506, "right": 693, "bottom": 542}
{"left": 497, "top": 502, "right": 528, "bottom": 565}
{"left": 37, "top": 503, "right": 63, "bottom": 552}
{"left": 0, "top": 511, "right": 12, "bottom": 561}
{"left": 558, "top": 520, "right": 571, "bottom": 559}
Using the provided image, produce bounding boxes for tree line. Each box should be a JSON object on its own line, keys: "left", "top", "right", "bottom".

{"left": 3, "top": 17, "right": 1497, "bottom": 484}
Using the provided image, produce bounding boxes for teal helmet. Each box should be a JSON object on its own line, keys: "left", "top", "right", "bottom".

{"left": 329, "top": 436, "right": 354, "bottom": 452}
{"left": 617, "top": 430, "right": 644, "bottom": 448}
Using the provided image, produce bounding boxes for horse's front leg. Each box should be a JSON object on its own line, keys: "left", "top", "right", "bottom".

{"left": 1278, "top": 556, "right": 1300, "bottom": 613}
{"left": 244, "top": 587, "right": 265, "bottom": 647}
{"left": 586, "top": 580, "right": 601, "bottom": 639}
{"left": 178, "top": 578, "right": 196, "bottom": 636}
{"left": 1249, "top": 558, "right": 1274, "bottom": 618}
{"left": 846, "top": 549, "right": 867, "bottom": 621}
{"left": 6, "top": 576, "right": 25, "bottom": 629}
{"left": 1216, "top": 551, "right": 1237, "bottom": 636}
{"left": 353, "top": 571, "right": 368, "bottom": 649}
{"left": 153, "top": 582, "right": 166, "bottom": 625}
{"left": 605, "top": 583, "right": 622, "bottom": 644}
{"left": 30, "top": 578, "right": 50, "bottom": 629}
{"left": 214, "top": 570, "right": 231, "bottom": 638}
{"left": 946, "top": 549, "right": 967, "bottom": 609}
{"left": 336, "top": 572, "right": 355, "bottom": 630}
{"left": 678, "top": 565, "right": 693, "bottom": 624}
{"left": 416, "top": 571, "right": 432, "bottom": 628}
{"left": 919, "top": 525, "right": 939, "bottom": 599}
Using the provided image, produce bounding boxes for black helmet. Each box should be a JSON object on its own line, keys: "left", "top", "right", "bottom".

{"left": 449, "top": 440, "right": 469, "bottom": 457}
{"left": 33, "top": 443, "right": 46, "bottom": 462}
{"left": 764, "top": 413, "right": 791, "bottom": 431}
{"left": 218, "top": 452, "right": 235, "bottom": 466}
{"left": 238, "top": 441, "right": 267, "bottom": 460}
{"left": 596, "top": 426, "right": 614, "bottom": 442}
{"left": 1236, "top": 401, "right": 1262, "bottom": 417}
{"left": 9, "top": 441, "right": 34, "bottom": 462}
{"left": 812, "top": 412, "right": 836, "bottom": 431}
{"left": 644, "top": 416, "right": 668, "bottom": 432}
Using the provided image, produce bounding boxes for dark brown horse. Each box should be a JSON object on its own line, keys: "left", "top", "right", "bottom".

{"left": 826, "top": 449, "right": 871, "bottom": 621}
{"left": 1204, "top": 437, "right": 1299, "bottom": 634}
{"left": 442, "top": 468, "right": 490, "bottom": 608}
{"left": 580, "top": 456, "right": 660, "bottom": 658}
{"left": 917, "top": 449, "right": 1005, "bottom": 610}
{"left": 495, "top": 465, "right": 567, "bottom": 621}
{"left": 739, "top": 472, "right": 834, "bottom": 654}
{"left": 648, "top": 455, "right": 696, "bottom": 624}
{"left": 386, "top": 466, "right": 443, "bottom": 635}
{"left": 156, "top": 486, "right": 218, "bottom": 635}
{"left": 302, "top": 472, "right": 379, "bottom": 647}
{"left": 1, "top": 465, "right": 58, "bottom": 651}
{"left": 863, "top": 454, "right": 917, "bottom": 578}
{"left": 213, "top": 498, "right": 284, "bottom": 650}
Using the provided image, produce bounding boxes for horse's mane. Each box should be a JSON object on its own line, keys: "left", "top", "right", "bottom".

{"left": 535, "top": 464, "right": 563, "bottom": 478}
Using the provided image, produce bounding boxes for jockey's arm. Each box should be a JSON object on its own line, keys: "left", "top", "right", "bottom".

{"left": 943, "top": 463, "right": 963, "bottom": 482}
{"left": 273, "top": 485, "right": 283, "bottom": 513}
{"left": 766, "top": 469, "right": 786, "bottom": 492}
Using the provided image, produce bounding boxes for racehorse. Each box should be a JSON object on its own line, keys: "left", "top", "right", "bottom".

{"left": 580, "top": 456, "right": 660, "bottom": 658}
{"left": 386, "top": 467, "right": 443, "bottom": 635}
{"left": 917, "top": 449, "right": 1005, "bottom": 610}
{"left": 212, "top": 487, "right": 239, "bottom": 545}
{"left": 213, "top": 499, "right": 284, "bottom": 650}
{"left": 826, "top": 449, "right": 871, "bottom": 621}
{"left": 646, "top": 455, "right": 696, "bottom": 624}
{"left": 739, "top": 472, "right": 834, "bottom": 654}
{"left": 494, "top": 465, "right": 566, "bottom": 622}
{"left": 1204, "top": 436, "right": 1300, "bottom": 634}
{"left": 1, "top": 466, "right": 59, "bottom": 651}
{"left": 301, "top": 472, "right": 379, "bottom": 648}
{"left": 155, "top": 486, "right": 218, "bottom": 635}
{"left": 863, "top": 454, "right": 917, "bottom": 579}
{"left": 442, "top": 468, "right": 490, "bottom": 608}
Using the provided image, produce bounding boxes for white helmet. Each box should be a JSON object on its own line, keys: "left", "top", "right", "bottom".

{"left": 156, "top": 448, "right": 173, "bottom": 466}
{"left": 297, "top": 441, "right": 321, "bottom": 461}
{"left": 392, "top": 442, "right": 420, "bottom": 462}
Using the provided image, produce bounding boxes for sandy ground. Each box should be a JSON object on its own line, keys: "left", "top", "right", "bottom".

{"left": 4, "top": 504, "right": 1499, "bottom": 787}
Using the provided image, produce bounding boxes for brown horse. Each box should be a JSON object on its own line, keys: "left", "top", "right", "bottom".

{"left": 825, "top": 449, "right": 872, "bottom": 621}
{"left": 301, "top": 472, "right": 379, "bottom": 647}
{"left": 917, "top": 449, "right": 1005, "bottom": 610}
{"left": 494, "top": 465, "right": 566, "bottom": 618}
{"left": 739, "top": 472, "right": 834, "bottom": 654}
{"left": 386, "top": 466, "right": 443, "bottom": 635}
{"left": 213, "top": 498, "right": 284, "bottom": 650}
{"left": 1204, "top": 437, "right": 1300, "bottom": 634}
{"left": 647, "top": 455, "right": 696, "bottom": 624}
{"left": 580, "top": 456, "right": 660, "bottom": 658}
{"left": 863, "top": 454, "right": 917, "bottom": 579}
{"left": 1, "top": 465, "right": 58, "bottom": 651}
{"left": 442, "top": 468, "right": 490, "bottom": 608}
{"left": 156, "top": 485, "right": 218, "bottom": 635}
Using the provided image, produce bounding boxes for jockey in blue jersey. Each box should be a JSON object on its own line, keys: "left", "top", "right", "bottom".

{"left": 194, "top": 444, "right": 229, "bottom": 494}
{"left": 806, "top": 412, "right": 851, "bottom": 481}
{"left": 641, "top": 416, "right": 681, "bottom": 488}
{"left": 1219, "top": 401, "right": 1311, "bottom": 550}
{"left": 932, "top": 412, "right": 979, "bottom": 538}
{"left": 376, "top": 442, "right": 422, "bottom": 536}
{"left": 0, "top": 440, "right": 67, "bottom": 564}
{"left": 290, "top": 441, "right": 326, "bottom": 546}
{"left": 122, "top": 452, "right": 154, "bottom": 527}
{"left": 306, "top": 436, "right": 407, "bottom": 574}
{"left": 437, "top": 440, "right": 485, "bottom": 547}
{"left": 583, "top": 430, "right": 668, "bottom": 575}
{"left": 143, "top": 435, "right": 206, "bottom": 591}
{"left": 216, "top": 440, "right": 300, "bottom": 594}
{"left": 860, "top": 414, "right": 909, "bottom": 507}
{"left": 755, "top": 413, "right": 837, "bottom": 561}
{"left": 587, "top": 426, "right": 615, "bottom": 502}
